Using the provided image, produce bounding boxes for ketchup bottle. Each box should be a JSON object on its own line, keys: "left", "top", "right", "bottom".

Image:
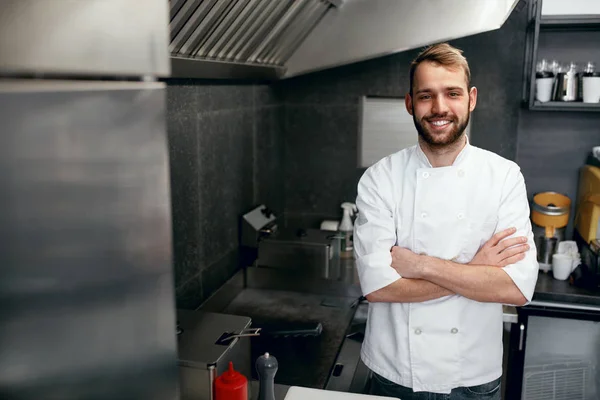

{"left": 214, "top": 361, "right": 248, "bottom": 400}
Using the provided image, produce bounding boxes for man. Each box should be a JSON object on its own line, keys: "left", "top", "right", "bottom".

{"left": 354, "top": 43, "right": 539, "bottom": 400}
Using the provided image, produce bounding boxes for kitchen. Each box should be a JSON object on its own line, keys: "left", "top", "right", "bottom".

{"left": 2, "top": 0, "right": 600, "bottom": 399}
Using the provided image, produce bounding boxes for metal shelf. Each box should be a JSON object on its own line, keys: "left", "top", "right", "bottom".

{"left": 530, "top": 101, "right": 600, "bottom": 112}
{"left": 540, "top": 14, "right": 600, "bottom": 30}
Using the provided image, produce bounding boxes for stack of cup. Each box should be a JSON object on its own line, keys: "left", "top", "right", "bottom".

{"left": 583, "top": 72, "right": 600, "bottom": 103}
{"left": 552, "top": 241, "right": 581, "bottom": 280}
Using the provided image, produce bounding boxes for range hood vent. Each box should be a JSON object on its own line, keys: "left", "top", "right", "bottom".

{"left": 168, "top": 0, "right": 521, "bottom": 81}
{"left": 169, "top": 0, "right": 340, "bottom": 79}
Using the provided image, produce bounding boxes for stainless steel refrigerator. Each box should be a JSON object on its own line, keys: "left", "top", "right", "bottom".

{"left": 0, "top": 2, "right": 178, "bottom": 399}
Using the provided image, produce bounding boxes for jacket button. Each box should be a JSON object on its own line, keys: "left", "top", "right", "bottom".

{"left": 422, "top": 172, "right": 430, "bottom": 179}
{"left": 421, "top": 212, "right": 428, "bottom": 218}
{"left": 457, "top": 213, "right": 464, "bottom": 220}
{"left": 451, "top": 328, "right": 458, "bottom": 334}
{"left": 458, "top": 169, "right": 465, "bottom": 177}
{"left": 415, "top": 328, "right": 422, "bottom": 335}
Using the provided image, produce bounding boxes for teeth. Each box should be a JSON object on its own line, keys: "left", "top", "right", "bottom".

{"left": 431, "top": 120, "right": 450, "bottom": 126}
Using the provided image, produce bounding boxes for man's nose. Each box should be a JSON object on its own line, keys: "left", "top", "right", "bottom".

{"left": 431, "top": 95, "right": 449, "bottom": 115}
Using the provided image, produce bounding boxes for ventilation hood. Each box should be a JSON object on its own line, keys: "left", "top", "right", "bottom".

{"left": 169, "top": 0, "right": 521, "bottom": 80}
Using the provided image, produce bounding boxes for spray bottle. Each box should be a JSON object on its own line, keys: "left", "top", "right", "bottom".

{"left": 339, "top": 202, "right": 357, "bottom": 256}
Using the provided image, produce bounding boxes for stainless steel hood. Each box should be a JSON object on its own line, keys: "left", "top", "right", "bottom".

{"left": 170, "top": 0, "right": 340, "bottom": 79}
{"left": 169, "top": 0, "right": 521, "bottom": 80}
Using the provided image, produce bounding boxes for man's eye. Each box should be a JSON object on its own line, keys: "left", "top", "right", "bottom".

{"left": 449, "top": 92, "right": 460, "bottom": 97}
{"left": 419, "top": 95, "right": 431, "bottom": 100}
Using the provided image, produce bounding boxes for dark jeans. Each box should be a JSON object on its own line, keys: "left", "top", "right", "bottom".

{"left": 370, "top": 373, "right": 502, "bottom": 400}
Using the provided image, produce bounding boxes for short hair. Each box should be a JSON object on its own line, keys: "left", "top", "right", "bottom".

{"left": 409, "top": 43, "right": 471, "bottom": 95}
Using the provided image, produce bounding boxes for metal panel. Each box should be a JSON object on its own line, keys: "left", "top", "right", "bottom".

{"left": 216, "top": 0, "right": 273, "bottom": 60}
{"left": 0, "top": 80, "right": 178, "bottom": 399}
{"left": 170, "top": 56, "right": 284, "bottom": 80}
{"left": 247, "top": 0, "right": 313, "bottom": 63}
{"left": 169, "top": 0, "right": 209, "bottom": 52}
{"left": 232, "top": 0, "right": 296, "bottom": 63}
{"left": 180, "top": 0, "right": 237, "bottom": 56}
{"left": 195, "top": 0, "right": 253, "bottom": 58}
{"left": 170, "top": 0, "right": 188, "bottom": 18}
{"left": 0, "top": 0, "right": 170, "bottom": 77}
{"left": 224, "top": 0, "right": 281, "bottom": 61}
{"left": 265, "top": 0, "right": 327, "bottom": 65}
{"left": 206, "top": 0, "right": 260, "bottom": 59}
{"left": 284, "top": 0, "right": 521, "bottom": 78}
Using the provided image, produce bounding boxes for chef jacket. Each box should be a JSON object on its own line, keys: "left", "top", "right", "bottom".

{"left": 354, "top": 140, "right": 539, "bottom": 393}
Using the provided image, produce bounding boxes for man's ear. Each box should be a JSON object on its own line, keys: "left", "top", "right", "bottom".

{"left": 405, "top": 93, "right": 413, "bottom": 115}
{"left": 469, "top": 86, "right": 478, "bottom": 112}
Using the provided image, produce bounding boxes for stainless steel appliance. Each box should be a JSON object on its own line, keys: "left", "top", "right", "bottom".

{"left": 167, "top": 0, "right": 521, "bottom": 79}
{"left": 242, "top": 205, "right": 338, "bottom": 278}
{"left": 177, "top": 310, "right": 252, "bottom": 400}
{"left": 0, "top": 2, "right": 179, "bottom": 399}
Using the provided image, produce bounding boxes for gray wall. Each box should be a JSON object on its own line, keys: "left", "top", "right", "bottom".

{"left": 166, "top": 81, "right": 282, "bottom": 309}
{"left": 275, "top": 0, "right": 528, "bottom": 228}
{"left": 517, "top": 111, "right": 600, "bottom": 236}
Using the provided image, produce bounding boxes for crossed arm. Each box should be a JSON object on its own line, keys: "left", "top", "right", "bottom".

{"left": 355, "top": 165, "right": 538, "bottom": 307}
{"left": 365, "top": 229, "right": 529, "bottom": 305}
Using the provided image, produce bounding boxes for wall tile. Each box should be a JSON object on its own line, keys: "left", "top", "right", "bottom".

{"left": 175, "top": 273, "right": 204, "bottom": 310}
{"left": 284, "top": 105, "right": 359, "bottom": 217}
{"left": 255, "top": 105, "right": 284, "bottom": 215}
{"left": 167, "top": 97, "right": 201, "bottom": 288}
{"left": 197, "top": 109, "right": 254, "bottom": 268}
{"left": 201, "top": 249, "right": 240, "bottom": 300}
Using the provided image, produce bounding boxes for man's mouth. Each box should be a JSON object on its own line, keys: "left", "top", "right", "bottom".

{"left": 427, "top": 119, "right": 452, "bottom": 130}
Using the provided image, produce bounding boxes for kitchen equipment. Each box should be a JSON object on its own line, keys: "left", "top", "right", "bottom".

{"left": 214, "top": 362, "right": 248, "bottom": 400}
{"left": 242, "top": 204, "right": 338, "bottom": 277}
{"left": 256, "top": 352, "right": 278, "bottom": 400}
{"left": 257, "top": 228, "right": 335, "bottom": 273}
{"left": 177, "top": 310, "right": 252, "bottom": 400}
{"left": 553, "top": 62, "right": 579, "bottom": 102}
{"left": 535, "top": 71, "right": 554, "bottom": 102}
{"left": 217, "top": 321, "right": 323, "bottom": 345}
{"left": 321, "top": 220, "right": 341, "bottom": 231}
{"left": 552, "top": 253, "right": 575, "bottom": 280}
{"left": 579, "top": 61, "right": 597, "bottom": 102}
{"left": 583, "top": 74, "right": 600, "bottom": 103}
{"left": 284, "top": 386, "right": 398, "bottom": 400}
{"left": 531, "top": 192, "right": 571, "bottom": 271}
{"left": 575, "top": 166, "right": 600, "bottom": 244}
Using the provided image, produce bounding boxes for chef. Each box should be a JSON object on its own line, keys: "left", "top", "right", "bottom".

{"left": 354, "top": 43, "right": 539, "bottom": 399}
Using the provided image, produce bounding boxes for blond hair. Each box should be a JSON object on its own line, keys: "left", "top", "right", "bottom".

{"left": 409, "top": 43, "right": 471, "bottom": 94}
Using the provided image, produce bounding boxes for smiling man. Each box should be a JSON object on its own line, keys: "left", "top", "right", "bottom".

{"left": 354, "top": 43, "right": 539, "bottom": 399}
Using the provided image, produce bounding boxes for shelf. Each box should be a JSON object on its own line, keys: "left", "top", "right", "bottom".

{"left": 540, "top": 14, "right": 600, "bottom": 30}
{"left": 530, "top": 101, "right": 600, "bottom": 112}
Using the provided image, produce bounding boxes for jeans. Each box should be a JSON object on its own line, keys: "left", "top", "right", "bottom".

{"left": 369, "top": 373, "right": 502, "bottom": 400}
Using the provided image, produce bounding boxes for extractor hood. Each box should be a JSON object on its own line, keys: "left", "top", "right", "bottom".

{"left": 169, "top": 0, "right": 521, "bottom": 80}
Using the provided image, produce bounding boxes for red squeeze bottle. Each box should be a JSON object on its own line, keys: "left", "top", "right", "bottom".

{"left": 214, "top": 361, "right": 248, "bottom": 400}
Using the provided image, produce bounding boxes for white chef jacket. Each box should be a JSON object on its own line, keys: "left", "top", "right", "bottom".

{"left": 354, "top": 140, "right": 539, "bottom": 393}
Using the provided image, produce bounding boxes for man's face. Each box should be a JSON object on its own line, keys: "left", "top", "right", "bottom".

{"left": 405, "top": 61, "right": 477, "bottom": 148}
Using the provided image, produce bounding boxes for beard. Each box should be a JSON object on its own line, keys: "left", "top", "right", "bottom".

{"left": 412, "top": 107, "right": 470, "bottom": 148}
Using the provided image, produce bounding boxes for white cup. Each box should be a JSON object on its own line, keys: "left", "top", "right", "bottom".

{"left": 552, "top": 253, "right": 575, "bottom": 280}
{"left": 583, "top": 76, "right": 600, "bottom": 103}
{"left": 535, "top": 77, "right": 554, "bottom": 103}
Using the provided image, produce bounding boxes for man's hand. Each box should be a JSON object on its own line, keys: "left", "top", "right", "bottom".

{"left": 469, "top": 227, "right": 529, "bottom": 267}
{"left": 390, "top": 246, "right": 424, "bottom": 278}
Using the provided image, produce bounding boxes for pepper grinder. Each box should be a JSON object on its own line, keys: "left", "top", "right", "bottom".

{"left": 255, "top": 352, "right": 278, "bottom": 400}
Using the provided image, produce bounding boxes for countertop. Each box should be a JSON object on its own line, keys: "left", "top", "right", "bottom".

{"left": 531, "top": 270, "right": 600, "bottom": 307}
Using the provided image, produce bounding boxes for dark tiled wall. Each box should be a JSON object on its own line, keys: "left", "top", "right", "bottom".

{"left": 166, "top": 81, "right": 282, "bottom": 309}
{"left": 517, "top": 111, "right": 600, "bottom": 236}
{"left": 275, "top": 2, "right": 529, "bottom": 228}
